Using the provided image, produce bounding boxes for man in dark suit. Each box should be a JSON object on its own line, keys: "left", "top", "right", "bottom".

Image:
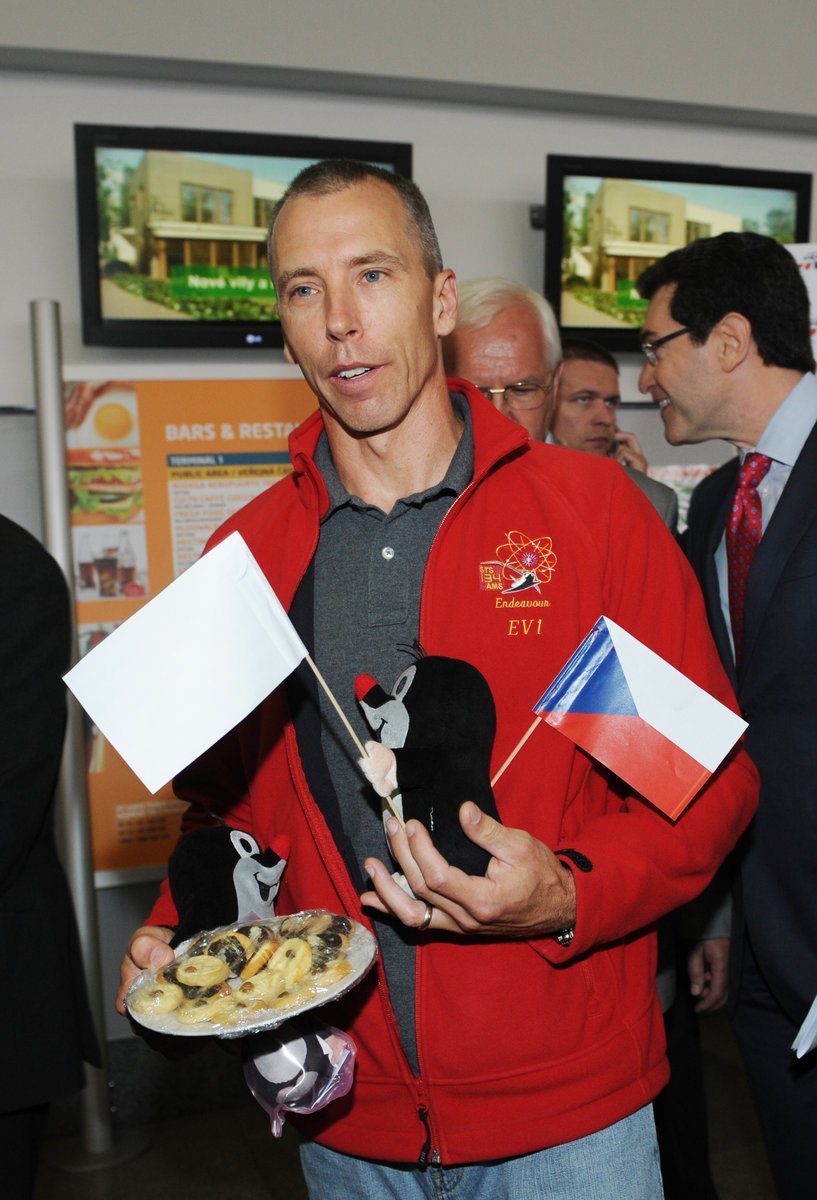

{"left": 0, "top": 515, "right": 100, "bottom": 1198}
{"left": 638, "top": 232, "right": 817, "bottom": 1200}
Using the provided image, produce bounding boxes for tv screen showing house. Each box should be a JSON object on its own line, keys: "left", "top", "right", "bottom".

{"left": 75, "top": 126, "right": 413, "bottom": 350}
{"left": 544, "top": 156, "right": 812, "bottom": 352}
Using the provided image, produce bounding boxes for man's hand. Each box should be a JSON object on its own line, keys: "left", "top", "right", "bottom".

{"left": 687, "top": 936, "right": 729, "bottom": 1012}
{"left": 361, "top": 801, "right": 576, "bottom": 938}
{"left": 612, "top": 430, "right": 649, "bottom": 473}
{"left": 116, "top": 925, "right": 174, "bottom": 1015}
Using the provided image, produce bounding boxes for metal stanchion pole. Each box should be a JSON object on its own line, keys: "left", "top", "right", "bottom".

{"left": 30, "top": 299, "right": 148, "bottom": 1169}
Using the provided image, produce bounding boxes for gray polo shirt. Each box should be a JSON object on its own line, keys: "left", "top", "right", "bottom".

{"left": 312, "top": 393, "right": 473, "bottom": 1074}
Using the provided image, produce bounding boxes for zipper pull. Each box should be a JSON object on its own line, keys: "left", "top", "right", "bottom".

{"left": 417, "top": 1104, "right": 432, "bottom": 1168}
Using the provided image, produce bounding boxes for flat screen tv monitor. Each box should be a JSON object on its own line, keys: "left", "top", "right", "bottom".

{"left": 544, "top": 154, "right": 812, "bottom": 353}
{"left": 74, "top": 124, "right": 413, "bottom": 351}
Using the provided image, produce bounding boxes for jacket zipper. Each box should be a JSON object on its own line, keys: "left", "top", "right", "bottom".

{"left": 417, "top": 1104, "right": 440, "bottom": 1168}
{"left": 418, "top": 419, "right": 524, "bottom": 636}
{"left": 412, "top": 411, "right": 523, "bottom": 1171}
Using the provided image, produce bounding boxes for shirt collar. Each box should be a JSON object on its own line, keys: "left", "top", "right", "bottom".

{"left": 753, "top": 372, "right": 817, "bottom": 467}
{"left": 315, "top": 391, "right": 474, "bottom": 517}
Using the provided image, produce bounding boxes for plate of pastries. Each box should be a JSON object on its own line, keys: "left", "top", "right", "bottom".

{"left": 126, "top": 910, "right": 377, "bottom": 1038}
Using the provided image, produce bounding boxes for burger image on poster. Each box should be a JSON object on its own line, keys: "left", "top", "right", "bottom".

{"left": 65, "top": 386, "right": 143, "bottom": 527}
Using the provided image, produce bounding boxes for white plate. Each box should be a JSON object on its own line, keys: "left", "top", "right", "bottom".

{"left": 125, "top": 911, "right": 377, "bottom": 1039}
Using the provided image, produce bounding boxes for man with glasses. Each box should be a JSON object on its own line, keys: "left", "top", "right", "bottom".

{"left": 445, "top": 282, "right": 676, "bottom": 525}
{"left": 553, "top": 338, "right": 678, "bottom": 532}
{"left": 638, "top": 232, "right": 817, "bottom": 1200}
{"left": 442, "top": 276, "right": 560, "bottom": 443}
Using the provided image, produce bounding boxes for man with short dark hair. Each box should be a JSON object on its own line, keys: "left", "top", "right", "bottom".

{"left": 555, "top": 338, "right": 678, "bottom": 532}
{"left": 639, "top": 231, "right": 817, "bottom": 1200}
{"left": 118, "top": 162, "right": 757, "bottom": 1199}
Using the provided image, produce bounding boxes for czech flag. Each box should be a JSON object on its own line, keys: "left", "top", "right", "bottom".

{"left": 532, "top": 616, "right": 747, "bottom": 819}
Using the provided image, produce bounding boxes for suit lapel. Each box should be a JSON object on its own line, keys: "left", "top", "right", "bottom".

{"left": 741, "top": 419, "right": 817, "bottom": 674}
{"left": 687, "top": 462, "right": 738, "bottom": 685}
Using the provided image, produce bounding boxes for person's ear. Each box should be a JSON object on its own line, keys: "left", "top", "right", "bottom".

{"left": 715, "top": 312, "right": 753, "bottom": 372}
{"left": 433, "top": 270, "right": 458, "bottom": 338}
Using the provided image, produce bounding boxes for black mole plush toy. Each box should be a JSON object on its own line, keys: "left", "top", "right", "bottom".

{"left": 355, "top": 655, "right": 502, "bottom": 880}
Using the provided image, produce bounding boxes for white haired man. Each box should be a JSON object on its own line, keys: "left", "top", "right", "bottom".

{"left": 443, "top": 277, "right": 561, "bottom": 443}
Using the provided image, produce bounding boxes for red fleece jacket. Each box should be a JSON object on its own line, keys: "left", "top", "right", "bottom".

{"left": 148, "top": 381, "right": 758, "bottom": 1165}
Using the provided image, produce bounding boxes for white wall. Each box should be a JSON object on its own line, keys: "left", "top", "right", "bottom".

{"left": 4, "top": 66, "right": 817, "bottom": 537}
{"left": 3, "top": 0, "right": 817, "bottom": 128}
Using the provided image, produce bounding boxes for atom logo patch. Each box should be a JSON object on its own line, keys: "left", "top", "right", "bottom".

{"left": 479, "top": 531, "right": 557, "bottom": 594}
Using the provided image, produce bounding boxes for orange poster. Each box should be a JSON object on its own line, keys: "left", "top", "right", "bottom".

{"left": 64, "top": 376, "right": 315, "bottom": 878}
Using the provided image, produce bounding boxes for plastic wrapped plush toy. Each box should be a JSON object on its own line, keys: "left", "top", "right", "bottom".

{"left": 356, "top": 654, "right": 502, "bottom": 879}
{"left": 244, "top": 1015, "right": 355, "bottom": 1137}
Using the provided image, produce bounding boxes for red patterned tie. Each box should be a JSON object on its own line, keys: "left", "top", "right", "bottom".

{"left": 725, "top": 452, "right": 772, "bottom": 665}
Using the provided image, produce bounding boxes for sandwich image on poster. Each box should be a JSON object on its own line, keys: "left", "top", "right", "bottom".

{"left": 64, "top": 532, "right": 307, "bottom": 794}
{"left": 67, "top": 447, "right": 144, "bottom": 524}
{"left": 532, "top": 616, "right": 747, "bottom": 820}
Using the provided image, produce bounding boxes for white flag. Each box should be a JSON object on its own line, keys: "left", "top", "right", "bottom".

{"left": 64, "top": 531, "right": 307, "bottom": 793}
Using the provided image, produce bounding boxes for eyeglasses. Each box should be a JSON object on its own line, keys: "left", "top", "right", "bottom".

{"left": 477, "top": 383, "right": 549, "bottom": 410}
{"left": 640, "top": 327, "right": 691, "bottom": 365}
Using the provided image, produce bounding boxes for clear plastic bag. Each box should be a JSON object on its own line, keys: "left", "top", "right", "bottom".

{"left": 243, "top": 1016, "right": 356, "bottom": 1136}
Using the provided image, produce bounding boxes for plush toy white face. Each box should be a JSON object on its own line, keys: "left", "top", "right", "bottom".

{"left": 359, "top": 664, "right": 417, "bottom": 749}
{"left": 230, "top": 830, "right": 286, "bottom": 921}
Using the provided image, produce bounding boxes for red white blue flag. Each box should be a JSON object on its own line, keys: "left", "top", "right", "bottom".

{"left": 532, "top": 616, "right": 747, "bottom": 820}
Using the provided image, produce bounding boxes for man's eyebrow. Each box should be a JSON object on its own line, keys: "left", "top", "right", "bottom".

{"left": 348, "top": 251, "right": 406, "bottom": 271}
{"left": 566, "top": 386, "right": 620, "bottom": 400}
{"left": 277, "top": 251, "right": 406, "bottom": 293}
{"left": 276, "top": 266, "right": 317, "bottom": 292}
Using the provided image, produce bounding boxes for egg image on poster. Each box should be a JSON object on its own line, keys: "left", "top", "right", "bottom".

{"left": 65, "top": 386, "right": 140, "bottom": 451}
{"left": 93, "top": 401, "right": 134, "bottom": 443}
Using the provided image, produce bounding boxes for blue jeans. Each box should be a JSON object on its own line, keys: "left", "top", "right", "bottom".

{"left": 299, "top": 1104, "right": 664, "bottom": 1199}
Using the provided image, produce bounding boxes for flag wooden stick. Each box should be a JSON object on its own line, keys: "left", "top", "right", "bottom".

{"left": 305, "top": 654, "right": 366, "bottom": 756}
{"left": 304, "top": 655, "right": 404, "bottom": 826}
{"left": 491, "top": 715, "right": 543, "bottom": 787}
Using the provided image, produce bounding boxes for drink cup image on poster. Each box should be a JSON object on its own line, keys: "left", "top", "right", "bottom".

{"left": 73, "top": 526, "right": 148, "bottom": 600}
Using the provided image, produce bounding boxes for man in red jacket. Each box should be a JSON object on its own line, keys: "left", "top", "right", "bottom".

{"left": 118, "top": 160, "right": 758, "bottom": 1198}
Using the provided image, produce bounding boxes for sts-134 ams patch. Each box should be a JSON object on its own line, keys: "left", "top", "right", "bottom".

{"left": 479, "top": 530, "right": 557, "bottom": 596}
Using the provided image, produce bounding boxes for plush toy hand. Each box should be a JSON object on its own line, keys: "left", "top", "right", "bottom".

{"left": 358, "top": 741, "right": 398, "bottom": 798}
